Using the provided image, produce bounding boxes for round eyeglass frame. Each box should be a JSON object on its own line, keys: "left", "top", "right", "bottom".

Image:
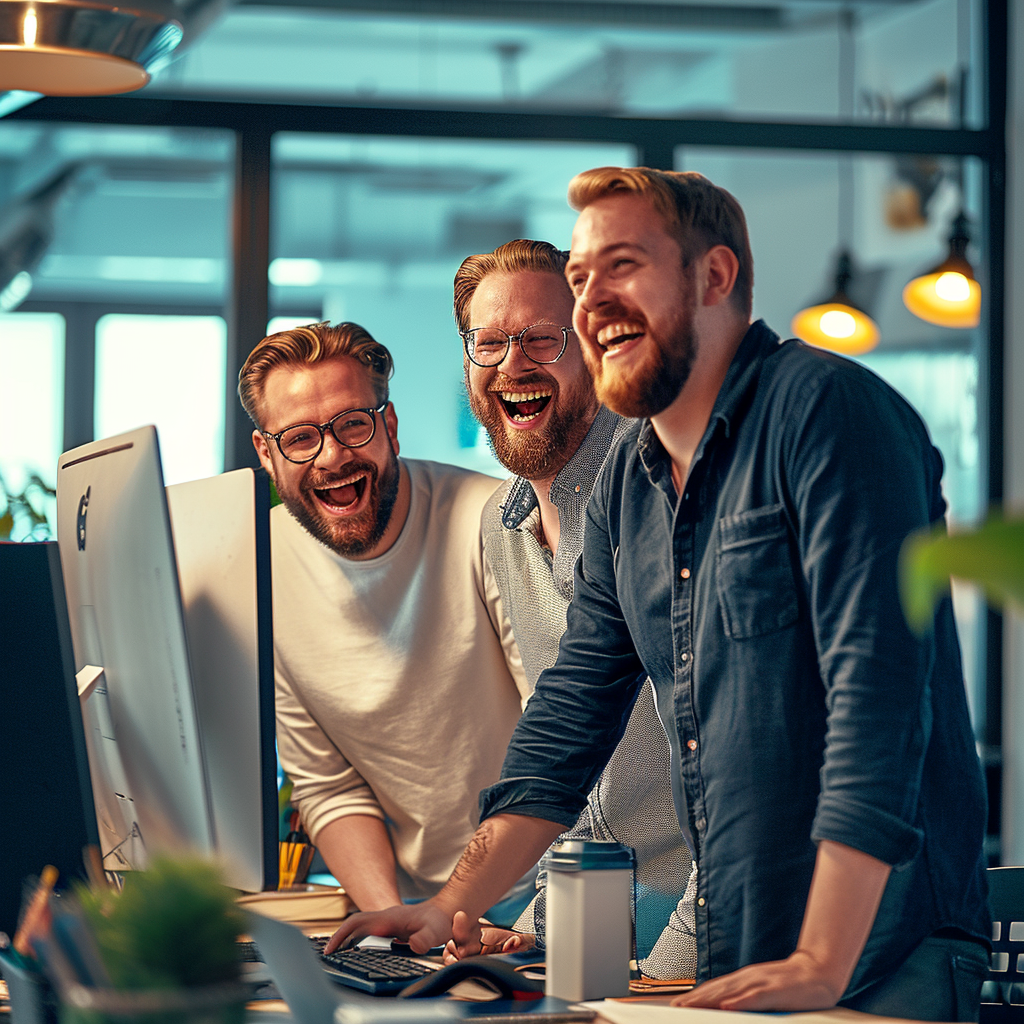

{"left": 461, "top": 323, "right": 571, "bottom": 368}
{"left": 262, "top": 401, "right": 388, "bottom": 464}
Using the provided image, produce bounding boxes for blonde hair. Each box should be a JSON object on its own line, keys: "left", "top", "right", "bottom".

{"left": 238, "top": 321, "right": 393, "bottom": 427}
{"left": 567, "top": 167, "right": 753, "bottom": 317}
{"left": 453, "top": 239, "right": 569, "bottom": 334}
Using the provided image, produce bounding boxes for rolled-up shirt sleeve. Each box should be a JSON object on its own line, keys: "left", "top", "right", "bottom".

{"left": 480, "top": 459, "right": 646, "bottom": 827}
{"left": 784, "top": 365, "right": 941, "bottom": 868}
{"left": 275, "top": 663, "right": 384, "bottom": 845}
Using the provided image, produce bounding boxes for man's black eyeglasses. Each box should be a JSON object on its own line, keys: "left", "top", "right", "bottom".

{"left": 262, "top": 402, "right": 388, "bottom": 464}
{"left": 462, "top": 323, "right": 571, "bottom": 368}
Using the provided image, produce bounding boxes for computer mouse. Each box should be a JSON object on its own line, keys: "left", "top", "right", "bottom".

{"left": 396, "top": 957, "right": 545, "bottom": 1000}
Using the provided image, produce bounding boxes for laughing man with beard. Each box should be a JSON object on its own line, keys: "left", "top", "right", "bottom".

{"left": 238, "top": 321, "right": 534, "bottom": 919}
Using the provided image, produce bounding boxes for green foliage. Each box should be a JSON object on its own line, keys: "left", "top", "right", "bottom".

{"left": 900, "top": 514, "right": 1024, "bottom": 632}
{"left": 0, "top": 469, "right": 55, "bottom": 541}
{"left": 76, "top": 857, "right": 244, "bottom": 991}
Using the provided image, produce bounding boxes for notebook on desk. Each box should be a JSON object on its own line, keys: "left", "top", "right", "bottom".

{"left": 243, "top": 911, "right": 596, "bottom": 1024}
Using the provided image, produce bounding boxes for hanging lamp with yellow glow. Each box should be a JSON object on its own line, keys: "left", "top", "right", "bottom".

{"left": 902, "top": 210, "right": 981, "bottom": 328}
{"left": 791, "top": 250, "right": 880, "bottom": 356}
{"left": 790, "top": 9, "right": 879, "bottom": 358}
{"left": 0, "top": 1, "right": 229, "bottom": 98}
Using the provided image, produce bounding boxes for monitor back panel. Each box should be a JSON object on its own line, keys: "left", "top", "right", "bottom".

{"left": 166, "top": 468, "right": 276, "bottom": 892}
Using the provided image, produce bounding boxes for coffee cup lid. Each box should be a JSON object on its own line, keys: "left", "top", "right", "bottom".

{"left": 543, "top": 839, "right": 636, "bottom": 871}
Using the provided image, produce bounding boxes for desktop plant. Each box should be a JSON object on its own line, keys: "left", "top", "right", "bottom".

{"left": 900, "top": 512, "right": 1024, "bottom": 631}
{"left": 66, "top": 855, "right": 248, "bottom": 1024}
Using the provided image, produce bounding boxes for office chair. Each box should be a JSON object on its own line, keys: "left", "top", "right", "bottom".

{"left": 981, "top": 866, "right": 1024, "bottom": 1022}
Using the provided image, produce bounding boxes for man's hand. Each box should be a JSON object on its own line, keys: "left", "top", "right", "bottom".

{"left": 441, "top": 910, "right": 536, "bottom": 964}
{"left": 671, "top": 950, "right": 842, "bottom": 1011}
{"left": 673, "top": 841, "right": 892, "bottom": 1012}
{"left": 324, "top": 899, "right": 453, "bottom": 956}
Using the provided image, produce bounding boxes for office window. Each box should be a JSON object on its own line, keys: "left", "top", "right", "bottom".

{"left": 0, "top": 312, "right": 64, "bottom": 538}
{"left": 94, "top": 314, "right": 227, "bottom": 486}
{"left": 155, "top": 0, "right": 980, "bottom": 128}
{"left": 0, "top": 122, "right": 232, "bottom": 308}
{"left": 271, "top": 134, "right": 636, "bottom": 474}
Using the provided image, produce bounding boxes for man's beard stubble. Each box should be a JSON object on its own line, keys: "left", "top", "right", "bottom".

{"left": 281, "top": 452, "right": 401, "bottom": 558}
{"left": 466, "top": 368, "right": 597, "bottom": 481}
{"left": 583, "top": 282, "right": 699, "bottom": 420}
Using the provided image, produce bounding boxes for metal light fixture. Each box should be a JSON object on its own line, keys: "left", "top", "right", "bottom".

{"left": 902, "top": 210, "right": 980, "bottom": 328}
{"left": 791, "top": 250, "right": 879, "bottom": 356}
{"left": 791, "top": 9, "right": 879, "bottom": 356}
{"left": 0, "top": 1, "right": 229, "bottom": 97}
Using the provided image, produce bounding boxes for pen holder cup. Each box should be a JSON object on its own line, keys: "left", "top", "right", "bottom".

{"left": 55, "top": 980, "right": 250, "bottom": 1024}
{"left": 0, "top": 948, "right": 59, "bottom": 1024}
{"left": 277, "top": 842, "right": 315, "bottom": 890}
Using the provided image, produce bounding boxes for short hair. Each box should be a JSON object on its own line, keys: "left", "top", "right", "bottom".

{"left": 238, "top": 321, "right": 394, "bottom": 427}
{"left": 567, "top": 167, "right": 754, "bottom": 318}
{"left": 453, "top": 239, "right": 570, "bottom": 334}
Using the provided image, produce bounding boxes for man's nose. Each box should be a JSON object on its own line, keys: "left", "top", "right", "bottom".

{"left": 313, "top": 430, "right": 351, "bottom": 470}
{"left": 576, "top": 271, "right": 609, "bottom": 312}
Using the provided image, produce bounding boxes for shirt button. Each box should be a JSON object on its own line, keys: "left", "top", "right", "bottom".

{"left": 697, "top": 897, "right": 705, "bottom": 907}
{"left": 687, "top": 739, "right": 697, "bottom": 751}
{"left": 680, "top": 651, "right": 689, "bottom": 662}
{"left": 695, "top": 817, "right": 706, "bottom": 831}
{"left": 680, "top": 567, "right": 690, "bottom": 579}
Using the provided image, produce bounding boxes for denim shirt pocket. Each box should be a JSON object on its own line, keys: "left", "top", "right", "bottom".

{"left": 716, "top": 503, "right": 799, "bottom": 639}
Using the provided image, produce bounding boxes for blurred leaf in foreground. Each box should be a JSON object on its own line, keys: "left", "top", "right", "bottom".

{"left": 900, "top": 515, "right": 1024, "bottom": 633}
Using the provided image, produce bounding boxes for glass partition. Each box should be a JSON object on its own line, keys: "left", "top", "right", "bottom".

{"left": 0, "top": 312, "right": 64, "bottom": 538}
{"left": 94, "top": 314, "right": 227, "bottom": 486}
{"left": 154, "top": 0, "right": 981, "bottom": 128}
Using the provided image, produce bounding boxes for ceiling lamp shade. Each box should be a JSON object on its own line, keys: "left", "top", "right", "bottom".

{"left": 791, "top": 250, "right": 880, "bottom": 356}
{"left": 0, "top": 1, "right": 226, "bottom": 96}
{"left": 902, "top": 211, "right": 981, "bottom": 328}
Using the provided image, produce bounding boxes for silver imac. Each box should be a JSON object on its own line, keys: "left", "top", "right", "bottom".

{"left": 56, "top": 426, "right": 215, "bottom": 871}
{"left": 56, "top": 427, "right": 277, "bottom": 891}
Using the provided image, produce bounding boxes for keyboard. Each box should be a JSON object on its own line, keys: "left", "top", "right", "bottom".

{"left": 312, "top": 937, "right": 437, "bottom": 995}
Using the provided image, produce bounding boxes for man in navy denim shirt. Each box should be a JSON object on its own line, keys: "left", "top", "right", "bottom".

{"left": 329, "top": 168, "right": 990, "bottom": 1020}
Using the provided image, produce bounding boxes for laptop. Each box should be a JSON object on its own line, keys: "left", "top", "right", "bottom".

{"left": 243, "top": 912, "right": 597, "bottom": 1024}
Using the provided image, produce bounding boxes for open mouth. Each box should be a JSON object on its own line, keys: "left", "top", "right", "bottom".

{"left": 497, "top": 389, "right": 552, "bottom": 424}
{"left": 313, "top": 472, "right": 369, "bottom": 513}
{"left": 596, "top": 322, "right": 644, "bottom": 351}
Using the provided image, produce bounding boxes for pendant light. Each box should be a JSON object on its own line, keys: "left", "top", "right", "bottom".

{"left": 791, "top": 9, "right": 879, "bottom": 356}
{"left": 791, "top": 249, "right": 879, "bottom": 355}
{"left": 902, "top": 210, "right": 980, "bottom": 327}
{"left": 902, "top": 36, "right": 980, "bottom": 330}
{"left": 0, "top": 1, "right": 229, "bottom": 97}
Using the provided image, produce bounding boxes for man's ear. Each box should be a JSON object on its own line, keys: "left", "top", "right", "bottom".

{"left": 700, "top": 244, "right": 740, "bottom": 308}
{"left": 253, "top": 429, "right": 276, "bottom": 479}
{"left": 384, "top": 402, "right": 400, "bottom": 457}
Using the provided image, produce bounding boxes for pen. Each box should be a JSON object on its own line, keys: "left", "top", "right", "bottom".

{"left": 13, "top": 865, "right": 58, "bottom": 957}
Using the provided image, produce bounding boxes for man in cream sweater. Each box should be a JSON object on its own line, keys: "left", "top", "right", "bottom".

{"left": 238, "top": 320, "right": 532, "bottom": 919}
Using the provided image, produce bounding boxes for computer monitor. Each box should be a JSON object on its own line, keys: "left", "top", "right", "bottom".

{"left": 166, "top": 468, "right": 277, "bottom": 893}
{"left": 0, "top": 541, "right": 101, "bottom": 937}
{"left": 56, "top": 427, "right": 278, "bottom": 891}
{"left": 56, "top": 426, "right": 215, "bottom": 872}
{"left": 55, "top": 428, "right": 280, "bottom": 892}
